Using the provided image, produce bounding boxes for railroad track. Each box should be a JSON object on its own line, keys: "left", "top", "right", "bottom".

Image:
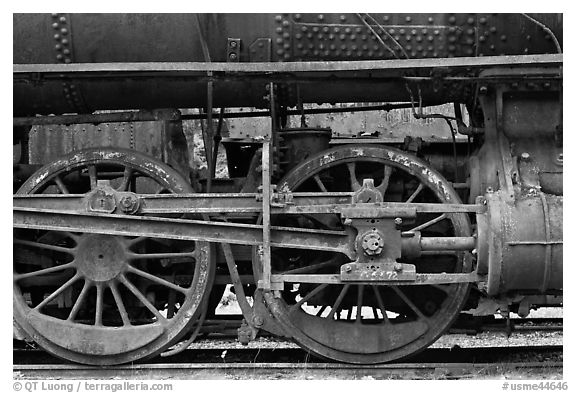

{"left": 14, "top": 345, "right": 563, "bottom": 380}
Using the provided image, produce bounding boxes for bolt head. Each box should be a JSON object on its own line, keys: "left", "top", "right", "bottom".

{"left": 393, "top": 262, "right": 403, "bottom": 272}
{"left": 394, "top": 217, "right": 403, "bottom": 226}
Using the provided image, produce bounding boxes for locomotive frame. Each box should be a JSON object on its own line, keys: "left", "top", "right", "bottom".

{"left": 13, "top": 13, "right": 563, "bottom": 366}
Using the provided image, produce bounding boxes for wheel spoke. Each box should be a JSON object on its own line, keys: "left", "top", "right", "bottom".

{"left": 125, "top": 265, "right": 188, "bottom": 294}
{"left": 117, "top": 274, "right": 166, "bottom": 322}
{"left": 67, "top": 279, "right": 90, "bottom": 321}
{"left": 371, "top": 285, "right": 390, "bottom": 323}
{"left": 391, "top": 286, "right": 426, "bottom": 320}
{"left": 406, "top": 183, "right": 424, "bottom": 203}
{"left": 376, "top": 166, "right": 393, "bottom": 196}
{"left": 327, "top": 284, "right": 350, "bottom": 320}
{"left": 346, "top": 162, "right": 361, "bottom": 191}
{"left": 94, "top": 282, "right": 104, "bottom": 326}
{"left": 313, "top": 175, "right": 328, "bottom": 192}
{"left": 290, "top": 283, "right": 329, "bottom": 312}
{"left": 282, "top": 259, "right": 340, "bottom": 275}
{"left": 408, "top": 213, "right": 447, "bottom": 233}
{"left": 53, "top": 175, "right": 69, "bottom": 194}
{"left": 117, "top": 167, "right": 134, "bottom": 191}
{"left": 355, "top": 284, "right": 365, "bottom": 323}
{"left": 14, "top": 262, "right": 76, "bottom": 281}
{"left": 109, "top": 281, "right": 131, "bottom": 326}
{"left": 88, "top": 165, "right": 97, "bottom": 189}
{"left": 34, "top": 272, "right": 81, "bottom": 311}
{"left": 14, "top": 239, "right": 76, "bottom": 255}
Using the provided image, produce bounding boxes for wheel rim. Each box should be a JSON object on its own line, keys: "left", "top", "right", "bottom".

{"left": 262, "top": 145, "right": 471, "bottom": 364}
{"left": 13, "top": 148, "right": 214, "bottom": 365}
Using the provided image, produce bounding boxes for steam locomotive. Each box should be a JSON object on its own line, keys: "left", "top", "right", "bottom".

{"left": 13, "top": 13, "right": 562, "bottom": 365}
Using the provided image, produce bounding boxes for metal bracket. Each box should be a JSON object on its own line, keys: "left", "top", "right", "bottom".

{"left": 340, "top": 260, "right": 417, "bottom": 282}
{"left": 227, "top": 38, "right": 241, "bottom": 62}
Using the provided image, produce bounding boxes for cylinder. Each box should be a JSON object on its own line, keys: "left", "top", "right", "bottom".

{"left": 477, "top": 190, "right": 563, "bottom": 296}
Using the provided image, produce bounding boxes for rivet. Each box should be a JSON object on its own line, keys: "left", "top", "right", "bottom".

{"left": 406, "top": 45, "right": 412, "bottom": 51}
{"left": 395, "top": 35, "right": 400, "bottom": 41}
{"left": 318, "top": 33, "right": 324, "bottom": 40}
{"left": 283, "top": 20, "right": 290, "bottom": 27}
{"left": 526, "top": 35, "right": 532, "bottom": 41}
{"left": 405, "top": 16, "right": 412, "bottom": 23}
{"left": 479, "top": 36, "right": 486, "bottom": 42}
{"left": 428, "top": 45, "right": 434, "bottom": 51}
{"left": 56, "top": 54, "right": 63, "bottom": 60}
{"left": 55, "top": 44, "right": 62, "bottom": 50}
{"left": 301, "top": 26, "right": 308, "bottom": 32}
{"left": 345, "top": 27, "right": 351, "bottom": 34}
{"left": 433, "top": 52, "right": 438, "bottom": 57}
{"left": 351, "top": 44, "right": 357, "bottom": 50}
{"left": 361, "top": 34, "right": 367, "bottom": 40}
{"left": 312, "top": 26, "right": 319, "bottom": 33}
{"left": 467, "top": 17, "right": 475, "bottom": 25}
{"left": 276, "top": 27, "right": 283, "bottom": 33}
{"left": 466, "top": 48, "right": 474, "bottom": 55}
{"left": 466, "top": 38, "right": 474, "bottom": 45}
{"left": 428, "top": 17, "right": 434, "bottom": 24}
{"left": 411, "top": 51, "right": 416, "bottom": 57}
{"left": 500, "top": 35, "right": 507, "bottom": 41}
{"left": 340, "top": 34, "right": 346, "bottom": 40}
{"left": 449, "top": 36, "right": 457, "bottom": 43}
{"left": 275, "top": 15, "right": 282, "bottom": 22}
{"left": 490, "top": 44, "right": 495, "bottom": 51}
{"left": 51, "top": 13, "right": 59, "bottom": 18}
{"left": 368, "top": 50, "right": 373, "bottom": 56}
{"left": 308, "top": 43, "right": 314, "bottom": 49}
{"left": 422, "top": 51, "right": 427, "bottom": 56}
{"left": 406, "top": 36, "right": 411, "bottom": 42}
{"left": 434, "top": 29, "right": 440, "bottom": 36}
{"left": 59, "top": 16, "right": 66, "bottom": 23}
{"left": 294, "top": 14, "right": 301, "bottom": 20}
{"left": 323, "top": 26, "right": 329, "bottom": 33}
{"left": 383, "top": 15, "right": 389, "bottom": 22}
{"left": 334, "top": 27, "right": 340, "bottom": 33}
{"left": 52, "top": 22, "right": 59, "bottom": 29}
{"left": 296, "top": 43, "right": 303, "bottom": 49}
{"left": 355, "top": 27, "right": 362, "bottom": 33}
{"left": 357, "top": 50, "right": 362, "bottom": 56}
{"left": 428, "top": 36, "right": 434, "bottom": 42}
{"left": 545, "top": 34, "right": 551, "bottom": 40}
{"left": 346, "top": 50, "right": 352, "bottom": 56}
{"left": 277, "top": 49, "right": 284, "bottom": 55}
{"left": 318, "top": 14, "right": 324, "bottom": 21}
{"left": 295, "top": 33, "right": 302, "bottom": 40}
{"left": 448, "top": 15, "right": 456, "bottom": 24}
{"left": 448, "top": 44, "right": 456, "bottom": 52}
{"left": 340, "top": 15, "right": 347, "bottom": 21}
{"left": 329, "top": 34, "right": 335, "bottom": 40}
{"left": 422, "top": 28, "right": 428, "bottom": 35}
{"left": 61, "top": 38, "right": 68, "bottom": 45}
{"left": 389, "top": 28, "right": 395, "bottom": 34}
{"left": 301, "top": 49, "right": 308, "bottom": 55}
{"left": 284, "top": 53, "right": 291, "bottom": 60}
{"left": 362, "top": 44, "right": 368, "bottom": 50}
{"left": 276, "top": 38, "right": 283, "bottom": 44}
{"left": 479, "top": 17, "right": 487, "bottom": 25}
{"left": 467, "top": 28, "right": 474, "bottom": 35}
{"left": 341, "top": 44, "right": 347, "bottom": 50}
{"left": 416, "top": 36, "right": 422, "bottom": 42}
{"left": 330, "top": 44, "right": 336, "bottom": 50}
{"left": 63, "top": 48, "right": 70, "bottom": 55}
{"left": 319, "top": 43, "right": 325, "bottom": 50}
{"left": 417, "top": 45, "right": 423, "bottom": 51}
{"left": 490, "top": 26, "right": 497, "bottom": 33}
{"left": 350, "top": 34, "right": 356, "bottom": 40}
{"left": 400, "top": 28, "right": 405, "bottom": 34}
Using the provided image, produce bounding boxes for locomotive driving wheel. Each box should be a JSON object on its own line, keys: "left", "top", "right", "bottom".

{"left": 262, "top": 145, "right": 472, "bottom": 364}
{"left": 13, "top": 148, "right": 214, "bottom": 365}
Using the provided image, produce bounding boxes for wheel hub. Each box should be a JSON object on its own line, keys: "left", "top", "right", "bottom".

{"left": 75, "top": 234, "right": 127, "bottom": 282}
{"left": 361, "top": 231, "right": 384, "bottom": 256}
